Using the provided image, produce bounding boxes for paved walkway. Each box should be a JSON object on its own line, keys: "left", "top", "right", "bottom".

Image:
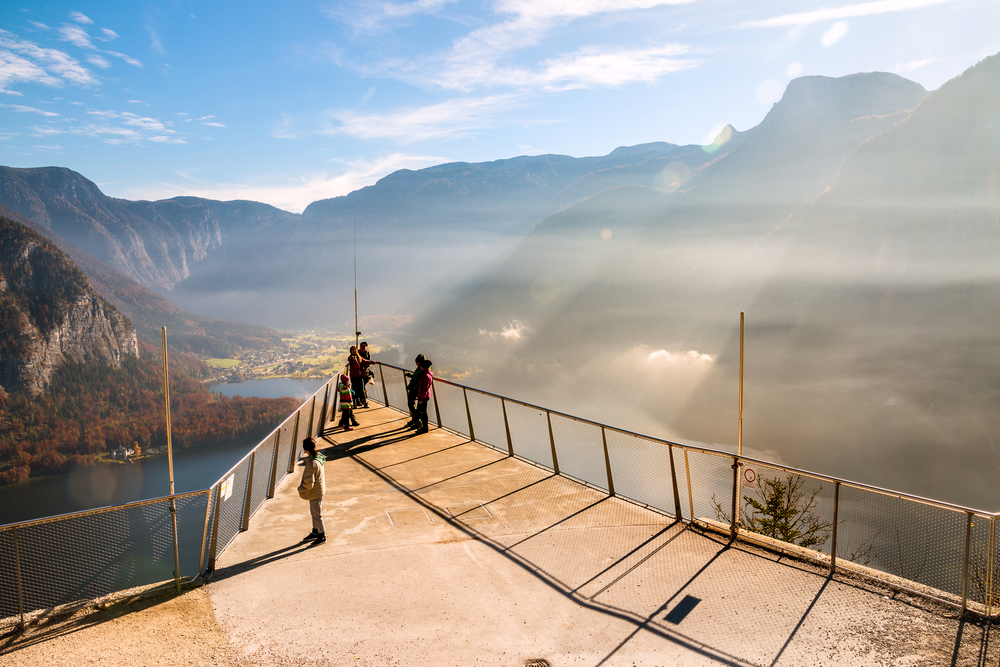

{"left": 203, "top": 404, "right": 997, "bottom": 666}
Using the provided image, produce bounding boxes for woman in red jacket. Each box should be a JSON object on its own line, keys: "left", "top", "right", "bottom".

{"left": 414, "top": 358, "right": 433, "bottom": 434}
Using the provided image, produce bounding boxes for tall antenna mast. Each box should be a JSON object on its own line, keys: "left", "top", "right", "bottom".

{"left": 354, "top": 219, "right": 359, "bottom": 348}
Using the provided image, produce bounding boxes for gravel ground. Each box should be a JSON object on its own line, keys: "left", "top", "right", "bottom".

{"left": 0, "top": 587, "right": 245, "bottom": 667}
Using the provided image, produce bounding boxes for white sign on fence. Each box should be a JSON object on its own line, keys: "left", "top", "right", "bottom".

{"left": 743, "top": 466, "right": 757, "bottom": 490}
{"left": 221, "top": 473, "right": 235, "bottom": 501}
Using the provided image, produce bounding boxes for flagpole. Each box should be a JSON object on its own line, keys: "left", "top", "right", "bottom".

{"left": 161, "top": 327, "right": 181, "bottom": 594}
{"left": 354, "top": 219, "right": 360, "bottom": 348}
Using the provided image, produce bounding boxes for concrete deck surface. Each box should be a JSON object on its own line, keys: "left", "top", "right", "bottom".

{"left": 201, "top": 404, "right": 997, "bottom": 666}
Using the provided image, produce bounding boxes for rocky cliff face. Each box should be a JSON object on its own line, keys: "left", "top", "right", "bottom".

{"left": 0, "top": 217, "right": 138, "bottom": 396}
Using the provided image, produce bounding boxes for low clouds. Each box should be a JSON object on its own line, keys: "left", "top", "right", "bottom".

{"left": 324, "top": 94, "right": 521, "bottom": 141}
{"left": 740, "top": 0, "right": 957, "bottom": 28}
{"left": 140, "top": 152, "right": 447, "bottom": 212}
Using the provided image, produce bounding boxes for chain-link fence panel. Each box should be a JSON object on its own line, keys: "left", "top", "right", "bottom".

{"left": 0, "top": 528, "right": 20, "bottom": 620}
{"left": 385, "top": 368, "right": 410, "bottom": 412}
{"left": 247, "top": 439, "right": 276, "bottom": 519}
{"left": 212, "top": 455, "right": 252, "bottom": 554}
{"left": 505, "top": 401, "right": 553, "bottom": 470}
{"left": 466, "top": 390, "right": 508, "bottom": 453}
{"left": 604, "top": 429, "right": 678, "bottom": 516}
{"left": 275, "top": 413, "right": 298, "bottom": 482}
{"left": 967, "top": 514, "right": 993, "bottom": 610}
{"left": 682, "top": 448, "right": 734, "bottom": 524}
{"left": 836, "top": 486, "right": 969, "bottom": 600}
{"left": 433, "top": 381, "right": 469, "bottom": 437}
{"left": 9, "top": 493, "right": 209, "bottom": 616}
{"left": 549, "top": 414, "right": 608, "bottom": 491}
{"left": 737, "top": 463, "right": 837, "bottom": 557}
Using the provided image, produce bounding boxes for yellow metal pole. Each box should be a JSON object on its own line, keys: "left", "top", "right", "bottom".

{"left": 162, "top": 327, "right": 181, "bottom": 594}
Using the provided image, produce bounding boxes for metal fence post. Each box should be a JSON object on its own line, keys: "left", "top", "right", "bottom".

{"left": 318, "top": 384, "right": 330, "bottom": 435}
{"left": 14, "top": 526, "right": 24, "bottom": 629}
{"left": 668, "top": 444, "right": 683, "bottom": 521}
{"left": 730, "top": 455, "right": 740, "bottom": 539}
{"left": 207, "top": 484, "right": 223, "bottom": 573}
{"left": 241, "top": 452, "right": 256, "bottom": 532}
{"left": 601, "top": 426, "right": 615, "bottom": 497}
{"left": 267, "top": 429, "right": 281, "bottom": 498}
{"left": 962, "top": 511, "right": 973, "bottom": 614}
{"left": 463, "top": 387, "right": 476, "bottom": 441}
{"left": 378, "top": 363, "right": 388, "bottom": 406}
{"left": 501, "top": 398, "right": 514, "bottom": 457}
{"left": 287, "top": 411, "right": 301, "bottom": 474}
{"left": 546, "top": 411, "right": 560, "bottom": 475}
{"left": 830, "top": 481, "right": 840, "bottom": 574}
{"left": 431, "top": 380, "right": 443, "bottom": 428}
{"left": 198, "top": 489, "right": 213, "bottom": 575}
{"left": 988, "top": 517, "right": 996, "bottom": 616}
{"left": 684, "top": 449, "right": 694, "bottom": 521}
{"left": 307, "top": 395, "right": 317, "bottom": 438}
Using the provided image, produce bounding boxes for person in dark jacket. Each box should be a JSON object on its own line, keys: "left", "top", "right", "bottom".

{"left": 348, "top": 346, "right": 365, "bottom": 408}
{"left": 358, "top": 341, "right": 373, "bottom": 408}
{"left": 414, "top": 358, "right": 433, "bottom": 434}
{"left": 405, "top": 354, "right": 425, "bottom": 428}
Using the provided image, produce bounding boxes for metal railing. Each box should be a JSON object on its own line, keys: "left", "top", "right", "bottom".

{"left": 2, "top": 360, "right": 996, "bottom": 627}
{"left": 365, "top": 362, "right": 999, "bottom": 617}
{"left": 0, "top": 367, "right": 346, "bottom": 629}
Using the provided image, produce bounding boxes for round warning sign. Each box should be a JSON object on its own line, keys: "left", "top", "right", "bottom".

{"left": 743, "top": 467, "right": 757, "bottom": 489}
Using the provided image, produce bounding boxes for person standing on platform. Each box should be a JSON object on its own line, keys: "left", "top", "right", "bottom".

{"left": 348, "top": 346, "right": 365, "bottom": 408}
{"left": 338, "top": 374, "right": 359, "bottom": 430}
{"left": 358, "top": 341, "right": 373, "bottom": 408}
{"left": 414, "top": 358, "right": 433, "bottom": 434}
{"left": 405, "top": 354, "right": 426, "bottom": 429}
{"left": 297, "top": 438, "right": 326, "bottom": 545}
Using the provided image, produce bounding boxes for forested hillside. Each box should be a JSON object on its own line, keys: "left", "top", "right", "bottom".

{"left": 0, "top": 343, "right": 298, "bottom": 485}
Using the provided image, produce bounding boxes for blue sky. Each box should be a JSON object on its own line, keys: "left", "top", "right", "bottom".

{"left": 1, "top": 0, "right": 997, "bottom": 212}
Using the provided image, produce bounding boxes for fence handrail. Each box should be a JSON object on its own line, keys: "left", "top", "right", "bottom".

{"left": 374, "top": 360, "right": 997, "bottom": 519}
{"left": 0, "top": 489, "right": 211, "bottom": 532}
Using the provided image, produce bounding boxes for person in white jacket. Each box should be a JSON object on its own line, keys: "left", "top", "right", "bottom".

{"left": 297, "top": 438, "right": 327, "bottom": 545}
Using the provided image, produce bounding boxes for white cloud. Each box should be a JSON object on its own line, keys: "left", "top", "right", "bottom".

{"left": 786, "top": 61, "right": 803, "bottom": 77}
{"left": 203, "top": 121, "right": 226, "bottom": 127}
{"left": 330, "top": 0, "right": 458, "bottom": 32}
{"left": 106, "top": 51, "right": 143, "bottom": 67}
{"left": 0, "top": 103, "right": 59, "bottom": 117}
{"left": 58, "top": 25, "right": 95, "bottom": 49}
{"left": 356, "top": 0, "right": 697, "bottom": 93}
{"left": 323, "top": 94, "right": 521, "bottom": 141}
{"left": 139, "top": 153, "right": 447, "bottom": 212}
{"left": 99, "top": 28, "right": 119, "bottom": 41}
{"left": 533, "top": 44, "right": 694, "bottom": 90}
{"left": 150, "top": 135, "right": 185, "bottom": 144}
{"left": 147, "top": 26, "right": 164, "bottom": 54}
{"left": 740, "top": 0, "right": 956, "bottom": 28}
{"left": 70, "top": 12, "right": 94, "bottom": 25}
{"left": 891, "top": 57, "right": 938, "bottom": 72}
{"left": 30, "top": 125, "right": 65, "bottom": 136}
{"left": 646, "top": 349, "right": 715, "bottom": 365}
{"left": 479, "top": 320, "right": 532, "bottom": 341}
{"left": 87, "top": 54, "right": 111, "bottom": 68}
{"left": 28, "top": 21, "right": 50, "bottom": 31}
{"left": 0, "top": 31, "right": 98, "bottom": 87}
{"left": 821, "top": 21, "right": 849, "bottom": 46}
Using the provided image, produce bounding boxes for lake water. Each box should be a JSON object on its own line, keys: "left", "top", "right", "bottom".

{"left": 0, "top": 378, "right": 324, "bottom": 527}
{"left": 208, "top": 377, "right": 328, "bottom": 400}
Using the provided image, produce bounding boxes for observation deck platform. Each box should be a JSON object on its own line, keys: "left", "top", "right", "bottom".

{"left": 4, "top": 403, "right": 995, "bottom": 666}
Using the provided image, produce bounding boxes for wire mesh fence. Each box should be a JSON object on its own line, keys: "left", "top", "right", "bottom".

{"left": 549, "top": 414, "right": 607, "bottom": 491}
{"left": 433, "top": 381, "right": 469, "bottom": 438}
{"left": 466, "top": 390, "right": 509, "bottom": 454}
{"left": 0, "top": 492, "right": 209, "bottom": 621}
{"left": 5, "top": 360, "right": 999, "bottom": 624}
